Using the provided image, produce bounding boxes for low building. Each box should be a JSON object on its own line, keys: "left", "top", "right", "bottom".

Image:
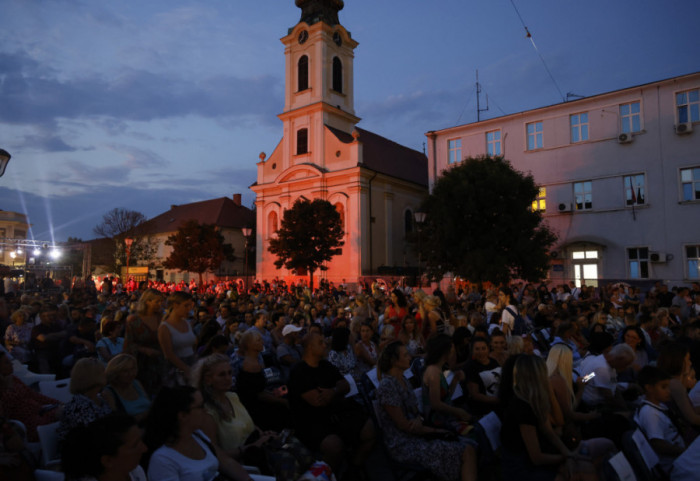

{"left": 426, "top": 72, "right": 700, "bottom": 286}
{"left": 137, "top": 194, "right": 255, "bottom": 284}
{"left": 0, "top": 209, "right": 30, "bottom": 267}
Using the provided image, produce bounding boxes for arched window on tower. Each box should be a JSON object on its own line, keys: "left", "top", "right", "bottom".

{"left": 332, "top": 57, "right": 342, "bottom": 93}
{"left": 334, "top": 203, "right": 345, "bottom": 233}
{"left": 404, "top": 209, "right": 414, "bottom": 237}
{"left": 267, "top": 211, "right": 278, "bottom": 237}
{"left": 297, "top": 129, "right": 308, "bottom": 154}
{"left": 298, "top": 55, "right": 309, "bottom": 91}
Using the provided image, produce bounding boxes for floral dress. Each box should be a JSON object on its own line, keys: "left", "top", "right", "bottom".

{"left": 123, "top": 316, "right": 164, "bottom": 395}
{"left": 4, "top": 324, "right": 33, "bottom": 363}
{"left": 376, "top": 375, "right": 471, "bottom": 481}
{"left": 327, "top": 347, "right": 356, "bottom": 376}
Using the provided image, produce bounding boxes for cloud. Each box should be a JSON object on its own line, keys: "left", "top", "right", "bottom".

{"left": 0, "top": 49, "right": 283, "bottom": 128}
{"left": 15, "top": 134, "right": 80, "bottom": 152}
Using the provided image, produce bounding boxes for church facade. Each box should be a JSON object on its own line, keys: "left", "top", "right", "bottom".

{"left": 251, "top": 1, "right": 428, "bottom": 287}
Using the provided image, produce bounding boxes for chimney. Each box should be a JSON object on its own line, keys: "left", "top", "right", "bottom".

{"left": 233, "top": 193, "right": 242, "bottom": 206}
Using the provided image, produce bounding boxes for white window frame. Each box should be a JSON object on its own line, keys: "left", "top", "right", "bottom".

{"left": 448, "top": 138, "right": 462, "bottom": 164}
{"left": 620, "top": 102, "right": 641, "bottom": 133}
{"left": 531, "top": 187, "right": 546, "bottom": 212}
{"left": 574, "top": 181, "right": 592, "bottom": 210}
{"left": 627, "top": 247, "right": 650, "bottom": 279}
{"left": 676, "top": 89, "right": 700, "bottom": 124}
{"left": 570, "top": 112, "right": 589, "bottom": 143}
{"left": 686, "top": 244, "right": 700, "bottom": 280}
{"left": 623, "top": 174, "right": 646, "bottom": 206}
{"left": 486, "top": 130, "right": 501, "bottom": 156}
{"left": 680, "top": 167, "right": 700, "bottom": 202}
{"left": 526, "top": 121, "right": 543, "bottom": 150}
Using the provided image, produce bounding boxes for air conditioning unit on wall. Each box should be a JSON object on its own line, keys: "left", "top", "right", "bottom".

{"left": 650, "top": 251, "right": 668, "bottom": 263}
{"left": 618, "top": 132, "right": 634, "bottom": 143}
{"left": 675, "top": 123, "right": 693, "bottom": 135}
{"left": 558, "top": 203, "right": 572, "bottom": 213}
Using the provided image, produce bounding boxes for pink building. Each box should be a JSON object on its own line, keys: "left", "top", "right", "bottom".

{"left": 427, "top": 72, "right": 700, "bottom": 286}
{"left": 252, "top": 1, "right": 428, "bottom": 288}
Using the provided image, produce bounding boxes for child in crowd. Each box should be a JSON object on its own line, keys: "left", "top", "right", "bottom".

{"left": 634, "top": 365, "right": 686, "bottom": 475}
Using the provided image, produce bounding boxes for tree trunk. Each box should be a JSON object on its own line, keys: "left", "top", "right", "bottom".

{"left": 309, "top": 269, "right": 314, "bottom": 291}
{"left": 198, "top": 272, "right": 204, "bottom": 293}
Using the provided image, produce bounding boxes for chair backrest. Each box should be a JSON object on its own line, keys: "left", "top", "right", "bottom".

{"left": 34, "top": 469, "right": 65, "bottom": 481}
{"left": 38, "top": 379, "right": 72, "bottom": 404}
{"left": 37, "top": 421, "right": 61, "bottom": 467}
{"left": 620, "top": 429, "right": 659, "bottom": 481}
{"left": 605, "top": 451, "right": 638, "bottom": 481}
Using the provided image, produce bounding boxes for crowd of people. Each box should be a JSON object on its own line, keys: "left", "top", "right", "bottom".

{"left": 0, "top": 275, "right": 699, "bottom": 481}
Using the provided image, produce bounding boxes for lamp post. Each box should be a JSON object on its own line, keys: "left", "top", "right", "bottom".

{"left": 0, "top": 149, "right": 11, "bottom": 177}
{"left": 414, "top": 211, "right": 426, "bottom": 287}
{"left": 124, "top": 237, "right": 133, "bottom": 293}
{"left": 241, "top": 227, "right": 252, "bottom": 293}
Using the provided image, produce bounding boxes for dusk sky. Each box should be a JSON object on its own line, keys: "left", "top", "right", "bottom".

{"left": 1, "top": 0, "right": 698, "bottom": 244}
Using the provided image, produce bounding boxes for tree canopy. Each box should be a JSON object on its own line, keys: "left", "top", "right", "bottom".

{"left": 419, "top": 155, "right": 556, "bottom": 284}
{"left": 163, "top": 220, "right": 235, "bottom": 289}
{"left": 92, "top": 208, "right": 156, "bottom": 273}
{"left": 268, "top": 198, "right": 344, "bottom": 289}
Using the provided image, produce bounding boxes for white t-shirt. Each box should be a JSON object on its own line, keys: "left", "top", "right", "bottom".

{"left": 688, "top": 381, "right": 700, "bottom": 408}
{"left": 579, "top": 354, "right": 616, "bottom": 406}
{"left": 634, "top": 400, "right": 685, "bottom": 474}
{"left": 147, "top": 431, "right": 219, "bottom": 481}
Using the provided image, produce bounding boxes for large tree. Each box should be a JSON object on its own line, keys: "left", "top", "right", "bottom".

{"left": 93, "top": 208, "right": 156, "bottom": 273}
{"left": 163, "top": 220, "right": 235, "bottom": 289}
{"left": 268, "top": 198, "right": 344, "bottom": 289}
{"left": 419, "top": 155, "right": 557, "bottom": 284}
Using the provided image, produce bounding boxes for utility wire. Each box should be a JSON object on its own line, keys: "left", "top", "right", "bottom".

{"left": 509, "top": 0, "right": 566, "bottom": 102}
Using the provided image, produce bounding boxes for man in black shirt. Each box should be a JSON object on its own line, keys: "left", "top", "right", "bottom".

{"left": 288, "top": 332, "right": 374, "bottom": 473}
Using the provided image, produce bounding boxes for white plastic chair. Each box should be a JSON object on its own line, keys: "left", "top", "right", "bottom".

{"left": 37, "top": 421, "right": 61, "bottom": 467}
{"left": 39, "top": 379, "right": 72, "bottom": 404}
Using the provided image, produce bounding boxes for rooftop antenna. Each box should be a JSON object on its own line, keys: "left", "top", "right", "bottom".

{"left": 566, "top": 92, "right": 585, "bottom": 102}
{"left": 476, "top": 70, "right": 489, "bottom": 122}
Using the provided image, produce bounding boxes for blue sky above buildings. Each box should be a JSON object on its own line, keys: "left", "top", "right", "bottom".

{"left": 1, "top": 0, "right": 698, "bottom": 242}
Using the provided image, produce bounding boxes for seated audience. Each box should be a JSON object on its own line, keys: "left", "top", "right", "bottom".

{"left": 144, "top": 385, "right": 252, "bottom": 481}
{"left": 62, "top": 413, "right": 147, "bottom": 481}
{"left": 102, "top": 353, "right": 151, "bottom": 421}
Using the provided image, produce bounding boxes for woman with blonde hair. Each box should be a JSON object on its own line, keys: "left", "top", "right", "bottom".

{"left": 158, "top": 291, "right": 197, "bottom": 387}
{"left": 424, "top": 295, "right": 447, "bottom": 337}
{"left": 123, "top": 288, "right": 165, "bottom": 394}
{"left": 4, "top": 309, "right": 32, "bottom": 363}
{"left": 57, "top": 358, "right": 112, "bottom": 442}
{"left": 102, "top": 353, "right": 151, "bottom": 421}
{"left": 502, "top": 355, "right": 597, "bottom": 481}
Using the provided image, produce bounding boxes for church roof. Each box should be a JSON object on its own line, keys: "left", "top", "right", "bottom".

{"left": 327, "top": 125, "right": 428, "bottom": 187}
{"left": 138, "top": 196, "right": 254, "bottom": 235}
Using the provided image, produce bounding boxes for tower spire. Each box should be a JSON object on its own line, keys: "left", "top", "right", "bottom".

{"left": 295, "top": 0, "right": 344, "bottom": 26}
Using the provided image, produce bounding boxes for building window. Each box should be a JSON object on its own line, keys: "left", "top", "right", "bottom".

{"left": 677, "top": 89, "right": 700, "bottom": 124}
{"left": 532, "top": 187, "right": 546, "bottom": 212}
{"left": 448, "top": 138, "right": 461, "bottom": 164}
{"left": 623, "top": 174, "right": 645, "bottom": 205}
{"left": 628, "top": 247, "right": 649, "bottom": 279}
{"left": 687, "top": 245, "right": 700, "bottom": 279}
{"left": 570, "top": 113, "right": 589, "bottom": 143}
{"left": 267, "top": 211, "right": 278, "bottom": 236}
{"left": 404, "top": 210, "right": 413, "bottom": 236}
{"left": 332, "top": 57, "right": 342, "bottom": 93}
{"left": 486, "top": 130, "right": 501, "bottom": 156}
{"left": 527, "top": 121, "right": 543, "bottom": 150}
{"left": 620, "top": 102, "right": 641, "bottom": 133}
{"left": 298, "top": 55, "right": 309, "bottom": 91}
{"left": 296, "top": 128, "right": 308, "bottom": 154}
{"left": 574, "top": 181, "right": 592, "bottom": 210}
{"left": 334, "top": 203, "right": 345, "bottom": 232}
{"left": 681, "top": 167, "right": 700, "bottom": 201}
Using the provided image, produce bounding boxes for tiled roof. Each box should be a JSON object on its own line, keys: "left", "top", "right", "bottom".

{"left": 327, "top": 126, "right": 428, "bottom": 187}
{"left": 138, "top": 197, "right": 255, "bottom": 235}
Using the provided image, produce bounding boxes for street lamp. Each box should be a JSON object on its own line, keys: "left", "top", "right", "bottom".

{"left": 414, "top": 211, "right": 426, "bottom": 287}
{"left": 124, "top": 237, "right": 133, "bottom": 293}
{"left": 0, "top": 149, "right": 11, "bottom": 177}
{"left": 241, "top": 227, "right": 252, "bottom": 293}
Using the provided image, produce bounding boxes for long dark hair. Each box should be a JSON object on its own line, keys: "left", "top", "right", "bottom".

{"left": 377, "top": 340, "right": 404, "bottom": 377}
{"left": 425, "top": 333, "right": 453, "bottom": 367}
{"left": 62, "top": 413, "right": 137, "bottom": 479}
{"left": 143, "top": 386, "right": 196, "bottom": 455}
